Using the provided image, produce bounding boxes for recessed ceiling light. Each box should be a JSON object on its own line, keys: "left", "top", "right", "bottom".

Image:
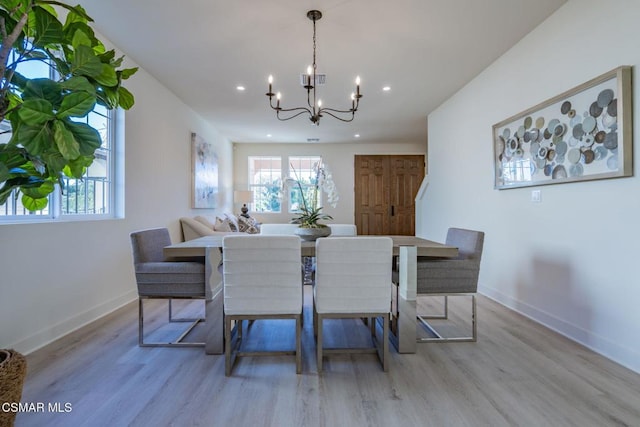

{"left": 266, "top": 134, "right": 272, "bottom": 138}
{"left": 236, "top": 86, "right": 246, "bottom": 91}
{"left": 354, "top": 134, "right": 360, "bottom": 138}
{"left": 382, "top": 86, "right": 391, "bottom": 92}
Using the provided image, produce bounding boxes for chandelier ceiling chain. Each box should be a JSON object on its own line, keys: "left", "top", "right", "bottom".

{"left": 266, "top": 10, "right": 362, "bottom": 125}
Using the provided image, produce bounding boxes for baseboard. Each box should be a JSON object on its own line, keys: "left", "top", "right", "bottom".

{"left": 480, "top": 284, "right": 640, "bottom": 375}
{"left": 11, "top": 290, "right": 137, "bottom": 355}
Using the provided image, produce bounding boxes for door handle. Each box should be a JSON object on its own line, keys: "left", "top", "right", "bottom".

{"left": 391, "top": 205, "right": 395, "bottom": 216}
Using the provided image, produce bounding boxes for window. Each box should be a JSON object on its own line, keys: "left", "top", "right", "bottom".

{"left": 62, "top": 105, "right": 114, "bottom": 216}
{"left": 288, "top": 156, "right": 321, "bottom": 213}
{"left": 0, "top": 51, "right": 119, "bottom": 222}
{"left": 248, "top": 156, "right": 282, "bottom": 213}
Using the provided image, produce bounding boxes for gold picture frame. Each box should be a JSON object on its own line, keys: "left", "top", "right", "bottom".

{"left": 493, "top": 66, "right": 632, "bottom": 189}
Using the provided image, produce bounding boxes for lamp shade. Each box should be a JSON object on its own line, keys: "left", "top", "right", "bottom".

{"left": 234, "top": 190, "right": 253, "bottom": 204}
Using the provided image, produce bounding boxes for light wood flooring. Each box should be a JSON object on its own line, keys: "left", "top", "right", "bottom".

{"left": 16, "top": 288, "right": 640, "bottom": 427}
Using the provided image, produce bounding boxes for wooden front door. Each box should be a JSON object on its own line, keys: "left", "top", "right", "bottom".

{"left": 354, "top": 155, "right": 425, "bottom": 236}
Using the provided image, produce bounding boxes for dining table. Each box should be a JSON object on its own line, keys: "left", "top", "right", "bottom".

{"left": 164, "top": 233, "right": 458, "bottom": 355}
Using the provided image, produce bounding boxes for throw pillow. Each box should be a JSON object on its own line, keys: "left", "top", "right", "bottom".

{"left": 213, "top": 217, "right": 233, "bottom": 232}
{"left": 237, "top": 215, "right": 260, "bottom": 234}
{"left": 224, "top": 213, "right": 239, "bottom": 232}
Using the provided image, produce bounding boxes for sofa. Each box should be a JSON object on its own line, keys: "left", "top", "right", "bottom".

{"left": 180, "top": 215, "right": 260, "bottom": 241}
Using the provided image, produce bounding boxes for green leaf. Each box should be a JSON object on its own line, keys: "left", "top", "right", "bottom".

{"left": 32, "top": 6, "right": 64, "bottom": 47}
{"left": 17, "top": 98, "right": 55, "bottom": 125}
{"left": 52, "top": 120, "right": 80, "bottom": 159}
{"left": 63, "top": 120, "right": 101, "bottom": 155}
{"left": 21, "top": 180, "right": 54, "bottom": 198}
{"left": 64, "top": 155, "right": 93, "bottom": 178}
{"left": 14, "top": 123, "right": 52, "bottom": 155}
{"left": 60, "top": 76, "right": 96, "bottom": 95}
{"left": 63, "top": 21, "right": 96, "bottom": 46}
{"left": 98, "top": 49, "right": 115, "bottom": 63}
{"left": 49, "top": 54, "right": 71, "bottom": 76}
{"left": 56, "top": 92, "right": 96, "bottom": 118}
{"left": 94, "top": 63, "right": 118, "bottom": 87}
{"left": 96, "top": 86, "right": 119, "bottom": 109}
{"left": 71, "top": 45, "right": 103, "bottom": 78}
{"left": 120, "top": 67, "right": 138, "bottom": 80}
{"left": 0, "top": 162, "right": 10, "bottom": 182}
{"left": 0, "top": 182, "right": 15, "bottom": 205}
{"left": 45, "top": 1, "right": 93, "bottom": 23}
{"left": 71, "top": 27, "right": 92, "bottom": 48}
{"left": 41, "top": 150, "right": 67, "bottom": 175}
{"left": 22, "top": 78, "right": 62, "bottom": 106}
{"left": 21, "top": 192, "right": 49, "bottom": 211}
{"left": 118, "top": 86, "right": 135, "bottom": 110}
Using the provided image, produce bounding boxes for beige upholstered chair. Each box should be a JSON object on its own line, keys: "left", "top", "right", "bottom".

{"left": 130, "top": 228, "right": 207, "bottom": 347}
{"left": 222, "top": 235, "right": 303, "bottom": 375}
{"left": 408, "top": 227, "right": 485, "bottom": 342}
{"left": 314, "top": 237, "right": 393, "bottom": 372}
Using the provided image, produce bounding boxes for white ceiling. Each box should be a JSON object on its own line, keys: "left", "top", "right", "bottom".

{"left": 77, "top": 0, "right": 567, "bottom": 144}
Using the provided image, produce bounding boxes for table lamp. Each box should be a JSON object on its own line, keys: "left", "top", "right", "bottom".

{"left": 234, "top": 190, "right": 254, "bottom": 217}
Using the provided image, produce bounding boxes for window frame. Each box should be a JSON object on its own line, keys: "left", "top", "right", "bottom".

{"left": 247, "top": 156, "right": 283, "bottom": 214}
{"left": 0, "top": 51, "right": 121, "bottom": 224}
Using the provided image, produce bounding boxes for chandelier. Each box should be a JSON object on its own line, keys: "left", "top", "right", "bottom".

{"left": 265, "top": 10, "right": 362, "bottom": 125}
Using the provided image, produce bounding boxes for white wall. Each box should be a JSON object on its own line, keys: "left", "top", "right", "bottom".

{"left": 0, "top": 56, "right": 233, "bottom": 354}
{"left": 418, "top": 0, "right": 640, "bottom": 373}
{"left": 233, "top": 141, "right": 426, "bottom": 225}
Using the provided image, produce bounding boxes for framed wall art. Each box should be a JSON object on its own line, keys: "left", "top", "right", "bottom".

{"left": 191, "top": 132, "right": 218, "bottom": 208}
{"left": 493, "top": 66, "right": 632, "bottom": 189}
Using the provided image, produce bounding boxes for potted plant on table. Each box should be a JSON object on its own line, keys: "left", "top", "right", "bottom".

{"left": 288, "top": 158, "right": 339, "bottom": 241}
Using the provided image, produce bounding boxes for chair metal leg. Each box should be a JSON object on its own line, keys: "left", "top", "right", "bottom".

{"left": 225, "top": 313, "right": 302, "bottom": 376}
{"left": 225, "top": 315, "right": 233, "bottom": 376}
{"left": 422, "top": 295, "right": 449, "bottom": 320}
{"left": 138, "top": 297, "right": 205, "bottom": 347}
{"left": 417, "top": 294, "right": 477, "bottom": 343}
{"left": 296, "top": 314, "right": 302, "bottom": 374}
{"left": 316, "top": 314, "right": 323, "bottom": 373}
{"left": 382, "top": 313, "right": 389, "bottom": 372}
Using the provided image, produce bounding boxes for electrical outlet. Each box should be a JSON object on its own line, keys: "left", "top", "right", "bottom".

{"left": 531, "top": 190, "right": 541, "bottom": 203}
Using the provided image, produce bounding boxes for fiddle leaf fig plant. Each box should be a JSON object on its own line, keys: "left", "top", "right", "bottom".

{"left": 0, "top": 0, "right": 137, "bottom": 210}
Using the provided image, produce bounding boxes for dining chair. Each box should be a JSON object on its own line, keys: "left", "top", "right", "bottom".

{"left": 130, "top": 228, "right": 207, "bottom": 347}
{"left": 328, "top": 224, "right": 357, "bottom": 236}
{"left": 259, "top": 223, "right": 300, "bottom": 235}
{"left": 222, "top": 235, "right": 303, "bottom": 375}
{"left": 314, "top": 237, "right": 393, "bottom": 372}
{"left": 403, "top": 227, "right": 485, "bottom": 342}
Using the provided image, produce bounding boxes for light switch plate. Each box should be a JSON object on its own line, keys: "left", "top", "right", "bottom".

{"left": 531, "top": 190, "right": 541, "bottom": 203}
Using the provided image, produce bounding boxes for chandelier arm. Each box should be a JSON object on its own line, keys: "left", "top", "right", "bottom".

{"left": 276, "top": 109, "right": 312, "bottom": 121}
{"left": 274, "top": 106, "right": 312, "bottom": 114}
{"left": 319, "top": 110, "right": 355, "bottom": 122}
{"left": 320, "top": 107, "right": 358, "bottom": 114}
